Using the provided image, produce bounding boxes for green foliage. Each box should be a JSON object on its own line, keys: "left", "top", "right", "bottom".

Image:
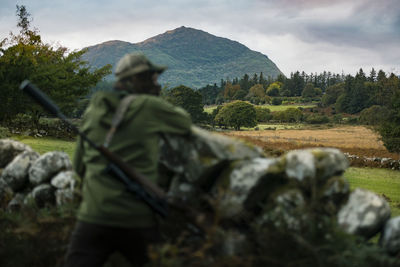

{"left": 164, "top": 85, "right": 207, "bottom": 124}
{"left": 301, "top": 83, "right": 316, "bottom": 98}
{"left": 222, "top": 82, "right": 241, "bottom": 100}
{"left": 247, "top": 84, "right": 266, "bottom": 99}
{"left": 305, "top": 114, "right": 330, "bottom": 124}
{"left": 215, "top": 101, "right": 257, "bottom": 130}
{"left": 0, "top": 127, "right": 11, "bottom": 139}
{"left": 266, "top": 82, "right": 281, "bottom": 96}
{"left": 232, "top": 89, "right": 247, "bottom": 100}
{"left": 321, "top": 83, "right": 345, "bottom": 107}
{"left": 359, "top": 105, "right": 390, "bottom": 125}
{"left": 255, "top": 106, "right": 272, "bottom": 122}
{"left": 273, "top": 108, "right": 303, "bottom": 123}
{"left": 0, "top": 6, "right": 111, "bottom": 123}
{"left": 199, "top": 83, "right": 222, "bottom": 105}
{"left": 271, "top": 97, "right": 283, "bottom": 105}
{"left": 376, "top": 76, "right": 400, "bottom": 153}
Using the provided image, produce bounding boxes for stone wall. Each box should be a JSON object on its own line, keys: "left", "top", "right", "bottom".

{"left": 0, "top": 139, "right": 76, "bottom": 211}
{"left": 1, "top": 128, "right": 400, "bottom": 262}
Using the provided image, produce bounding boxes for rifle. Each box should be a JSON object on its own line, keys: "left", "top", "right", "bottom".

{"left": 19, "top": 80, "right": 185, "bottom": 221}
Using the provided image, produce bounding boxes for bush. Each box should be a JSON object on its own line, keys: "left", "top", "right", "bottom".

{"left": 305, "top": 114, "right": 330, "bottom": 124}
{"left": 0, "top": 127, "right": 11, "bottom": 139}
{"left": 255, "top": 107, "right": 272, "bottom": 122}
{"left": 271, "top": 98, "right": 282, "bottom": 105}
{"left": 359, "top": 105, "right": 390, "bottom": 125}
{"left": 272, "top": 108, "right": 303, "bottom": 123}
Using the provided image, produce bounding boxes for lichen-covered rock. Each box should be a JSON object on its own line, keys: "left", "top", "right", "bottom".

{"left": 256, "top": 189, "right": 307, "bottom": 231}
{"left": 320, "top": 176, "right": 350, "bottom": 214}
{"left": 0, "top": 178, "right": 14, "bottom": 207}
{"left": 7, "top": 193, "right": 25, "bottom": 212}
{"left": 0, "top": 139, "right": 33, "bottom": 168}
{"left": 284, "top": 148, "right": 348, "bottom": 184}
{"left": 338, "top": 188, "right": 391, "bottom": 238}
{"left": 55, "top": 188, "right": 74, "bottom": 206}
{"left": 29, "top": 151, "right": 72, "bottom": 185}
{"left": 160, "top": 126, "right": 263, "bottom": 185}
{"left": 32, "top": 184, "right": 55, "bottom": 207}
{"left": 215, "top": 158, "right": 280, "bottom": 219}
{"left": 1, "top": 151, "right": 40, "bottom": 191}
{"left": 51, "top": 170, "right": 76, "bottom": 189}
{"left": 380, "top": 216, "right": 400, "bottom": 255}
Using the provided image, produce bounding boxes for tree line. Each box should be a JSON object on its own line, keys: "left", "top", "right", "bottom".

{"left": 199, "top": 70, "right": 346, "bottom": 105}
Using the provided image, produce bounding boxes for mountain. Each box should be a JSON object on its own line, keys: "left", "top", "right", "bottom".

{"left": 82, "top": 26, "right": 283, "bottom": 88}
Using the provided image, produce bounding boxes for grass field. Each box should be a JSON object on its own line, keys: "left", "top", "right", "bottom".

{"left": 225, "top": 125, "right": 400, "bottom": 159}
{"left": 345, "top": 167, "right": 400, "bottom": 217}
{"left": 12, "top": 135, "right": 77, "bottom": 159}
{"left": 204, "top": 103, "right": 316, "bottom": 114}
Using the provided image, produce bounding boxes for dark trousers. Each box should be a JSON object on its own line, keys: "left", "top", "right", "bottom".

{"left": 64, "top": 221, "right": 160, "bottom": 267}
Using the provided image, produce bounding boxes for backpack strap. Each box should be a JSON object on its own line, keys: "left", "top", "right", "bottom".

{"left": 104, "top": 94, "right": 137, "bottom": 147}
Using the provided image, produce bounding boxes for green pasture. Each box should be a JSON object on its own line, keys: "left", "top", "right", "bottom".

{"left": 344, "top": 167, "right": 400, "bottom": 217}
{"left": 12, "top": 135, "right": 77, "bottom": 160}
{"left": 204, "top": 104, "right": 316, "bottom": 114}
{"left": 11, "top": 136, "right": 400, "bottom": 216}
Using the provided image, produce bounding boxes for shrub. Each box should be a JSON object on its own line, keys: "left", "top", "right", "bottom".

{"left": 305, "top": 114, "right": 330, "bottom": 124}
{"left": 271, "top": 98, "right": 282, "bottom": 105}
{"left": 255, "top": 107, "right": 272, "bottom": 122}
{"left": 0, "top": 127, "right": 11, "bottom": 139}
{"left": 359, "top": 105, "right": 390, "bottom": 125}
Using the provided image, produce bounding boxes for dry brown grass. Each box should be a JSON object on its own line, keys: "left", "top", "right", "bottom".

{"left": 223, "top": 125, "right": 400, "bottom": 160}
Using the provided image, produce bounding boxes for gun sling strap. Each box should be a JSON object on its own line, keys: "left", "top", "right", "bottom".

{"left": 104, "top": 94, "right": 137, "bottom": 147}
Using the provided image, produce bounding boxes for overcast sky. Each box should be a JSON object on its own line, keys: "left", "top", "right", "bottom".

{"left": 1, "top": 0, "right": 399, "bottom": 76}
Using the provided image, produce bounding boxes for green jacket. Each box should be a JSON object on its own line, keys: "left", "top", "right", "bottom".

{"left": 74, "top": 90, "right": 191, "bottom": 228}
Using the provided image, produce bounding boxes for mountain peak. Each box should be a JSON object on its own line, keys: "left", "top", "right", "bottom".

{"left": 138, "top": 26, "right": 209, "bottom": 46}
{"left": 82, "top": 27, "right": 283, "bottom": 88}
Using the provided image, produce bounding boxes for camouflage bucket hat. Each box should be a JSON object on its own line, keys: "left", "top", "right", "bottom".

{"left": 115, "top": 53, "right": 167, "bottom": 81}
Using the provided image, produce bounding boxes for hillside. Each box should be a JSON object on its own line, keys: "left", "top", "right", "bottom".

{"left": 82, "top": 26, "right": 283, "bottom": 88}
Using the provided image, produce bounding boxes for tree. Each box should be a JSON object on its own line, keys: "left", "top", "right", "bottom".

{"left": 247, "top": 84, "right": 266, "bottom": 100}
{"left": 301, "top": 83, "right": 316, "bottom": 98}
{"left": 223, "top": 82, "right": 241, "bottom": 100}
{"left": 266, "top": 82, "right": 281, "bottom": 96}
{"left": 321, "top": 83, "right": 345, "bottom": 107}
{"left": 164, "top": 85, "right": 207, "bottom": 124}
{"left": 0, "top": 5, "right": 111, "bottom": 122}
{"left": 214, "top": 101, "right": 257, "bottom": 130}
{"left": 377, "top": 76, "right": 400, "bottom": 153}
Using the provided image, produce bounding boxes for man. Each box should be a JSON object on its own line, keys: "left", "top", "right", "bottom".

{"left": 64, "top": 54, "right": 192, "bottom": 266}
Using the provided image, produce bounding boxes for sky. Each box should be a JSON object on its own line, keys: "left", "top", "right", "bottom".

{"left": 0, "top": 0, "right": 399, "bottom": 76}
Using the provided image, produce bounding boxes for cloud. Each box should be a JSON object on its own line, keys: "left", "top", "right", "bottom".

{"left": 0, "top": 0, "right": 399, "bottom": 75}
